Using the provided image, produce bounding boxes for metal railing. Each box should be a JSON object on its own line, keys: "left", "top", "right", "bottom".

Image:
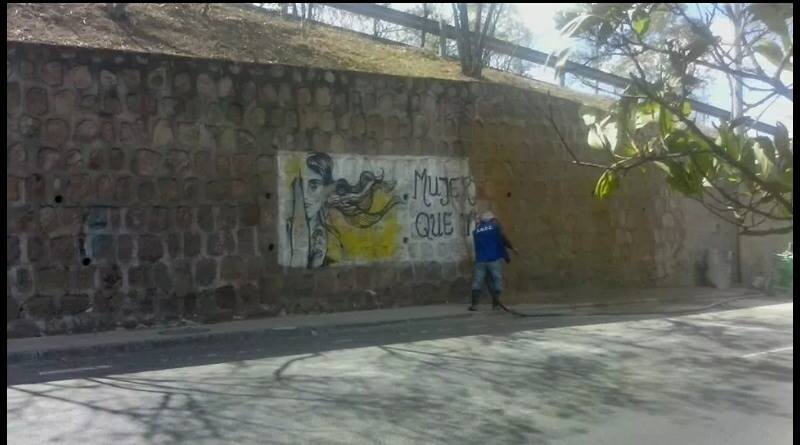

{"left": 320, "top": 3, "right": 779, "bottom": 135}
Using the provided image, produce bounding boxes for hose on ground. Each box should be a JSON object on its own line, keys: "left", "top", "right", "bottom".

{"left": 494, "top": 294, "right": 760, "bottom": 318}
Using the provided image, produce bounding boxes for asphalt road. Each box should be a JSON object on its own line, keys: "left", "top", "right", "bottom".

{"left": 7, "top": 300, "right": 793, "bottom": 444}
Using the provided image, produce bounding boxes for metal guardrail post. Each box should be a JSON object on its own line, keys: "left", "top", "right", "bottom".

{"left": 439, "top": 19, "right": 447, "bottom": 57}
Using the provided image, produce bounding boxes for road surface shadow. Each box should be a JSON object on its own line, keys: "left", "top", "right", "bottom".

{"left": 7, "top": 296, "right": 791, "bottom": 386}
{"left": 6, "top": 299, "right": 793, "bottom": 444}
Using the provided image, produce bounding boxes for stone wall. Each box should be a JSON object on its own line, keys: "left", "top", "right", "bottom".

{"left": 7, "top": 42, "right": 712, "bottom": 337}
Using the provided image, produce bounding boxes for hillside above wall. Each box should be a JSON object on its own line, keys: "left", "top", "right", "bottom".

{"left": 7, "top": 2, "right": 613, "bottom": 110}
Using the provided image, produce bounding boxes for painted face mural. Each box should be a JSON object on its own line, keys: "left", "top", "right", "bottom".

{"left": 279, "top": 152, "right": 477, "bottom": 268}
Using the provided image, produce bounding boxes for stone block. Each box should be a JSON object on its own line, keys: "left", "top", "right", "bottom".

{"left": 214, "top": 285, "right": 237, "bottom": 310}
{"left": 166, "top": 150, "right": 191, "bottom": 176}
{"left": 49, "top": 236, "right": 77, "bottom": 264}
{"left": 98, "top": 264, "right": 121, "bottom": 290}
{"left": 69, "top": 65, "right": 93, "bottom": 89}
{"left": 218, "top": 205, "right": 238, "bottom": 230}
{"left": 137, "top": 235, "right": 164, "bottom": 262}
{"left": 173, "top": 72, "right": 192, "bottom": 94}
{"left": 132, "top": 149, "right": 162, "bottom": 176}
{"left": 8, "top": 236, "right": 21, "bottom": 265}
{"left": 220, "top": 256, "right": 243, "bottom": 281}
{"left": 147, "top": 207, "right": 172, "bottom": 232}
{"left": 166, "top": 232, "right": 181, "bottom": 258}
{"left": 15, "top": 268, "right": 33, "bottom": 294}
{"left": 239, "top": 204, "right": 259, "bottom": 227}
{"left": 74, "top": 119, "right": 98, "bottom": 142}
{"left": 183, "top": 178, "right": 200, "bottom": 202}
{"left": 152, "top": 119, "right": 174, "bottom": 147}
{"left": 237, "top": 228, "right": 256, "bottom": 256}
{"left": 8, "top": 82, "right": 21, "bottom": 114}
{"left": 207, "top": 231, "right": 235, "bottom": 256}
{"left": 137, "top": 179, "right": 157, "bottom": 202}
{"left": 7, "top": 319, "right": 41, "bottom": 338}
{"left": 23, "top": 294, "right": 56, "bottom": 318}
{"left": 184, "top": 232, "right": 202, "bottom": 257}
{"left": 60, "top": 293, "right": 90, "bottom": 315}
{"left": 114, "top": 177, "right": 133, "bottom": 202}
{"left": 153, "top": 262, "right": 172, "bottom": 291}
{"left": 173, "top": 260, "right": 193, "bottom": 295}
{"left": 129, "top": 264, "right": 153, "bottom": 288}
{"left": 9, "top": 206, "right": 38, "bottom": 233}
{"left": 197, "top": 206, "right": 215, "bottom": 231}
{"left": 92, "top": 234, "right": 115, "bottom": 260}
{"left": 118, "top": 234, "right": 134, "bottom": 262}
{"left": 25, "top": 87, "right": 48, "bottom": 115}
{"left": 19, "top": 115, "right": 42, "bottom": 138}
{"left": 195, "top": 259, "right": 217, "bottom": 286}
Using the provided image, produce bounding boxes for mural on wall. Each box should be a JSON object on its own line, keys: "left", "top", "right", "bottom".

{"left": 278, "top": 152, "right": 476, "bottom": 268}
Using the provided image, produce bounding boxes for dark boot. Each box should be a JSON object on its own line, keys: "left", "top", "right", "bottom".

{"left": 492, "top": 294, "right": 501, "bottom": 310}
{"left": 468, "top": 290, "right": 480, "bottom": 311}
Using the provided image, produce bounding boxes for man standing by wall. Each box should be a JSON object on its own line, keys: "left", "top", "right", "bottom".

{"left": 469, "top": 211, "right": 517, "bottom": 311}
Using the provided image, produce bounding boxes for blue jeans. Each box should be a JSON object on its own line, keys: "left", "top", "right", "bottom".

{"left": 472, "top": 260, "right": 503, "bottom": 297}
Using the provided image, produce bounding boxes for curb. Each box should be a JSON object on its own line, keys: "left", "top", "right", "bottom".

{"left": 6, "top": 292, "right": 771, "bottom": 365}
{"left": 6, "top": 312, "right": 476, "bottom": 365}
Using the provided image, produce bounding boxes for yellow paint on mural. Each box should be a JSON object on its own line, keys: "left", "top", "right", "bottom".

{"left": 326, "top": 189, "right": 401, "bottom": 263}
{"left": 283, "top": 155, "right": 303, "bottom": 188}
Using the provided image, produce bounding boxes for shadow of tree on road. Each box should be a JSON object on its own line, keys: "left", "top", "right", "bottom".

{"left": 7, "top": 304, "right": 794, "bottom": 444}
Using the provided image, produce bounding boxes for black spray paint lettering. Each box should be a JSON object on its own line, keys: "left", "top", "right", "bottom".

{"left": 413, "top": 169, "right": 475, "bottom": 207}
{"left": 415, "top": 212, "right": 454, "bottom": 239}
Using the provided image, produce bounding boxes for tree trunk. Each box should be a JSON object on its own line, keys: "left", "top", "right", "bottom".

{"left": 731, "top": 2, "right": 745, "bottom": 136}
{"left": 107, "top": 3, "right": 128, "bottom": 20}
{"left": 420, "top": 3, "right": 429, "bottom": 48}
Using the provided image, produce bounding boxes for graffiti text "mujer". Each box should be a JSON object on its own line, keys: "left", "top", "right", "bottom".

{"left": 413, "top": 169, "right": 475, "bottom": 207}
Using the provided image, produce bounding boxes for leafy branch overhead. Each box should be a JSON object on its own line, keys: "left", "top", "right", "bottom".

{"left": 549, "top": 3, "right": 793, "bottom": 236}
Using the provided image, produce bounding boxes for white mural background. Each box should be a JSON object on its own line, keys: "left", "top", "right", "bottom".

{"left": 278, "top": 152, "right": 476, "bottom": 268}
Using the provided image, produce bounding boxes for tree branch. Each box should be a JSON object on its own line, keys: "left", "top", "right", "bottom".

{"left": 741, "top": 225, "right": 794, "bottom": 236}
{"left": 629, "top": 75, "right": 793, "bottom": 215}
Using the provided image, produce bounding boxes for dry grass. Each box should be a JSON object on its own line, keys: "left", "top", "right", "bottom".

{"left": 7, "top": 3, "right": 611, "bottom": 107}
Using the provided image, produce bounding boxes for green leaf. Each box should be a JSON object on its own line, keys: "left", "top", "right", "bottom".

{"left": 664, "top": 129, "right": 693, "bottom": 153}
{"left": 559, "top": 13, "right": 602, "bottom": 38}
{"left": 631, "top": 8, "right": 650, "bottom": 37}
{"left": 658, "top": 104, "right": 673, "bottom": 135}
{"left": 603, "top": 121, "right": 618, "bottom": 151}
{"left": 594, "top": 170, "right": 619, "bottom": 199}
{"left": 753, "top": 139, "right": 776, "bottom": 180}
{"left": 774, "top": 122, "right": 792, "bottom": 163}
{"left": 754, "top": 40, "right": 786, "bottom": 69}
{"left": 635, "top": 101, "right": 658, "bottom": 129}
{"left": 692, "top": 152, "right": 714, "bottom": 176}
{"left": 681, "top": 101, "right": 691, "bottom": 117}
{"left": 753, "top": 136, "right": 777, "bottom": 162}
{"left": 653, "top": 161, "right": 671, "bottom": 174}
{"left": 717, "top": 123, "right": 742, "bottom": 160}
{"left": 664, "top": 160, "right": 703, "bottom": 197}
{"left": 587, "top": 124, "right": 610, "bottom": 151}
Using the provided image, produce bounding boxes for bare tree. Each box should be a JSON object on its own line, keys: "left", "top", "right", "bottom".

{"left": 451, "top": 3, "right": 505, "bottom": 78}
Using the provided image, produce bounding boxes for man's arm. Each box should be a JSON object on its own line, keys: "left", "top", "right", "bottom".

{"left": 494, "top": 220, "right": 518, "bottom": 253}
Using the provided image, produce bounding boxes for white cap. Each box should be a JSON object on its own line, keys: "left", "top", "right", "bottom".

{"left": 481, "top": 211, "right": 495, "bottom": 221}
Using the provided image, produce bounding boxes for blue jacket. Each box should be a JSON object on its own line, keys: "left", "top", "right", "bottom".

{"left": 473, "top": 220, "right": 510, "bottom": 263}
